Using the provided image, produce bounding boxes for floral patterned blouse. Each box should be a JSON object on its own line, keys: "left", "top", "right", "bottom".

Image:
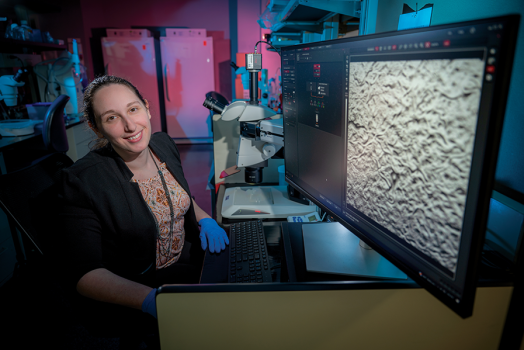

{"left": 133, "top": 159, "right": 191, "bottom": 269}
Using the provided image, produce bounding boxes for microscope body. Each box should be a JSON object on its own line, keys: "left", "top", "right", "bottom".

{"left": 203, "top": 52, "right": 284, "bottom": 184}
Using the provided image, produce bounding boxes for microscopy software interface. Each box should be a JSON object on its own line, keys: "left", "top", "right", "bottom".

{"left": 283, "top": 19, "right": 505, "bottom": 286}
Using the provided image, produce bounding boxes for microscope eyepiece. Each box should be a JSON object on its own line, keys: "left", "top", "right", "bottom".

{"left": 203, "top": 96, "right": 225, "bottom": 115}
{"left": 13, "top": 69, "right": 28, "bottom": 83}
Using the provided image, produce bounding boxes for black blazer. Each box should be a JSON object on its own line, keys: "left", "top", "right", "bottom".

{"left": 60, "top": 132, "right": 200, "bottom": 287}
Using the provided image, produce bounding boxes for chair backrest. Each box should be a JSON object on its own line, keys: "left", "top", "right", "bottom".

{"left": 0, "top": 153, "right": 74, "bottom": 257}
{"left": 43, "top": 95, "right": 70, "bottom": 153}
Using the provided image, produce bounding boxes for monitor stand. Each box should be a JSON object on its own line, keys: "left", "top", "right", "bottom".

{"left": 302, "top": 222, "right": 407, "bottom": 280}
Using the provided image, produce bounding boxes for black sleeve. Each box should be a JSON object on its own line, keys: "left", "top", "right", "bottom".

{"left": 59, "top": 169, "right": 105, "bottom": 288}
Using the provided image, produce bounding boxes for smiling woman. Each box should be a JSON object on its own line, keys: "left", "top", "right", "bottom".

{"left": 59, "top": 75, "right": 229, "bottom": 346}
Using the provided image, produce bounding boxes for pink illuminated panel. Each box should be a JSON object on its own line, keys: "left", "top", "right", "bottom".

{"left": 160, "top": 35, "right": 215, "bottom": 140}
{"left": 101, "top": 33, "right": 162, "bottom": 133}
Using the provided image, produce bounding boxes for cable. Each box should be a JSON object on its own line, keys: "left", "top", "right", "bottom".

{"left": 253, "top": 40, "right": 281, "bottom": 57}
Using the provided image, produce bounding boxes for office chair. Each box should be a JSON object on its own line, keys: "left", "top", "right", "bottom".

{"left": 0, "top": 152, "right": 156, "bottom": 349}
{"left": 0, "top": 152, "right": 74, "bottom": 267}
{"left": 42, "top": 94, "right": 70, "bottom": 153}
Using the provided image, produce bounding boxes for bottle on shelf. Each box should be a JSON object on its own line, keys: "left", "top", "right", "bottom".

{"left": 19, "top": 20, "right": 33, "bottom": 41}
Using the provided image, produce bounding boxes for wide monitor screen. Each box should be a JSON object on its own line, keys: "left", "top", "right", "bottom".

{"left": 282, "top": 15, "right": 519, "bottom": 317}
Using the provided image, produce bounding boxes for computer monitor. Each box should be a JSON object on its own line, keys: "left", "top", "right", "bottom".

{"left": 282, "top": 15, "right": 519, "bottom": 318}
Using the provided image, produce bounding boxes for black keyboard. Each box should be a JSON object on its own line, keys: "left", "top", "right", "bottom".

{"left": 228, "top": 220, "right": 272, "bottom": 283}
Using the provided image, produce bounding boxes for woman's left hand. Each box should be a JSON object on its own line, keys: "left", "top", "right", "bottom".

{"left": 199, "top": 218, "right": 229, "bottom": 253}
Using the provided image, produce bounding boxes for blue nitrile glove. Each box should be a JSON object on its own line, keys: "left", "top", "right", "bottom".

{"left": 199, "top": 218, "right": 229, "bottom": 253}
{"left": 141, "top": 288, "right": 157, "bottom": 319}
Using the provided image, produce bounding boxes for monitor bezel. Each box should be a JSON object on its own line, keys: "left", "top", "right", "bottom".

{"left": 281, "top": 14, "right": 520, "bottom": 318}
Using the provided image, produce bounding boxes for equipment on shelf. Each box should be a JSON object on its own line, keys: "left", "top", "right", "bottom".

{"left": 0, "top": 69, "right": 26, "bottom": 106}
{"left": 33, "top": 39, "right": 85, "bottom": 118}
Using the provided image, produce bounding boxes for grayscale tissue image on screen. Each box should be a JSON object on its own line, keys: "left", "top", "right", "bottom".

{"left": 346, "top": 58, "right": 484, "bottom": 273}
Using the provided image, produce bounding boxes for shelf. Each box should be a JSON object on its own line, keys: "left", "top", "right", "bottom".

{"left": 272, "top": 21, "right": 325, "bottom": 34}
{"left": 263, "top": 0, "right": 361, "bottom": 41}
{"left": 267, "top": 0, "right": 289, "bottom": 13}
{"left": 259, "top": 0, "right": 361, "bottom": 47}
{"left": 281, "top": 0, "right": 361, "bottom": 21}
{"left": 0, "top": 38, "right": 67, "bottom": 54}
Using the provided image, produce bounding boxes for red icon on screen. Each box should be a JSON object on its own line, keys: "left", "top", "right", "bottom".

{"left": 392, "top": 45, "right": 397, "bottom": 50}
{"left": 486, "top": 65, "right": 495, "bottom": 73}
{"left": 314, "top": 64, "right": 320, "bottom": 68}
{"left": 443, "top": 40, "right": 450, "bottom": 47}
{"left": 375, "top": 46, "right": 379, "bottom": 51}
{"left": 425, "top": 41, "right": 431, "bottom": 48}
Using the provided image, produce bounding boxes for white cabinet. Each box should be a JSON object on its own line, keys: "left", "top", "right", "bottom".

{"left": 160, "top": 30, "right": 215, "bottom": 142}
{"left": 101, "top": 30, "right": 163, "bottom": 134}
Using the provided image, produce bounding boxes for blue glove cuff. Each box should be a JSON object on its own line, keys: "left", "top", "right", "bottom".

{"left": 199, "top": 217, "right": 213, "bottom": 227}
{"left": 142, "top": 288, "right": 157, "bottom": 319}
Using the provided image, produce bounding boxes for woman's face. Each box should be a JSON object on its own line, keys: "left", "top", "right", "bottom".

{"left": 92, "top": 84, "right": 151, "bottom": 161}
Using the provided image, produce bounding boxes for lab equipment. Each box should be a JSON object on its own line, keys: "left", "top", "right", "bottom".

{"left": 282, "top": 15, "right": 519, "bottom": 318}
{"left": 19, "top": 20, "right": 33, "bottom": 41}
{"left": 204, "top": 53, "right": 284, "bottom": 183}
{"left": 204, "top": 45, "right": 313, "bottom": 219}
{"left": 228, "top": 220, "right": 272, "bottom": 283}
{"left": 221, "top": 186, "right": 314, "bottom": 219}
{"left": 260, "top": 69, "right": 269, "bottom": 107}
{"left": 287, "top": 212, "right": 320, "bottom": 223}
{"left": 33, "top": 40, "right": 84, "bottom": 118}
{"left": 0, "top": 69, "right": 26, "bottom": 106}
{"left": 199, "top": 218, "right": 229, "bottom": 253}
{"left": 0, "top": 119, "right": 41, "bottom": 137}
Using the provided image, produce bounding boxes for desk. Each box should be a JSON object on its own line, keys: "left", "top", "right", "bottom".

{"left": 162, "top": 219, "right": 516, "bottom": 350}
{"left": 0, "top": 118, "right": 87, "bottom": 174}
{"left": 0, "top": 118, "right": 84, "bottom": 151}
{"left": 187, "top": 183, "right": 521, "bottom": 349}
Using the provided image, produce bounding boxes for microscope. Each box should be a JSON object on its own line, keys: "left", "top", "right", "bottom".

{"left": 203, "top": 50, "right": 313, "bottom": 219}
{"left": 204, "top": 52, "right": 283, "bottom": 184}
{"left": 0, "top": 69, "right": 26, "bottom": 107}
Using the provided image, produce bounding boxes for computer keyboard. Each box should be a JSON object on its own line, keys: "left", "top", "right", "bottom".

{"left": 228, "top": 220, "right": 272, "bottom": 283}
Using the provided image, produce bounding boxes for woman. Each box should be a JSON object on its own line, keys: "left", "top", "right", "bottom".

{"left": 60, "top": 76, "right": 228, "bottom": 338}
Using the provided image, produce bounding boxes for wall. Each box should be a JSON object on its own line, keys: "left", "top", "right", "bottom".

{"left": 237, "top": 0, "right": 262, "bottom": 53}
{"left": 79, "top": 0, "right": 231, "bottom": 81}
{"left": 375, "top": 0, "right": 524, "bottom": 196}
{"left": 31, "top": 0, "right": 86, "bottom": 45}
{"left": 260, "top": 1, "right": 283, "bottom": 92}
